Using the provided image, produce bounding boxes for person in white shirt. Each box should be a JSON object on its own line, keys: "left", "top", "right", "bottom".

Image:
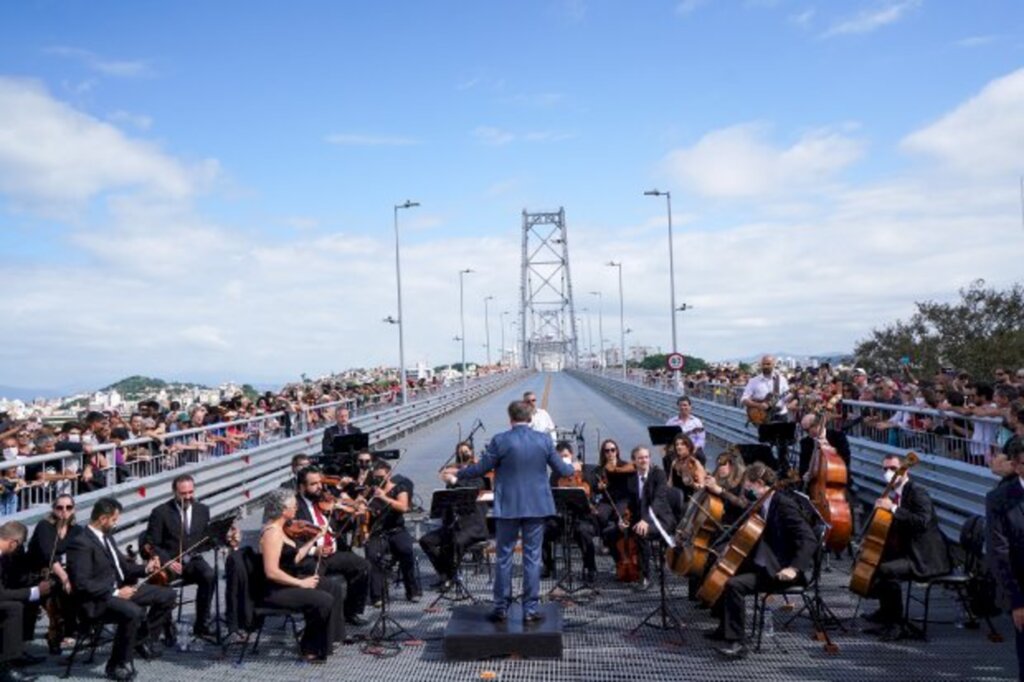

{"left": 741, "top": 356, "right": 791, "bottom": 421}
{"left": 524, "top": 392, "right": 556, "bottom": 441}
{"left": 666, "top": 396, "right": 705, "bottom": 453}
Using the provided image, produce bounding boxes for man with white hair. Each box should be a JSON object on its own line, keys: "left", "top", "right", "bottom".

{"left": 524, "top": 392, "right": 556, "bottom": 441}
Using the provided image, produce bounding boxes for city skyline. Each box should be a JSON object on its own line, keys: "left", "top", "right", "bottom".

{"left": 1, "top": 2, "right": 1023, "bottom": 387}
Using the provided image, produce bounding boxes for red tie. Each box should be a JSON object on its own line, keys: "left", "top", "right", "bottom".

{"left": 892, "top": 493, "right": 901, "bottom": 507}
{"left": 312, "top": 505, "right": 334, "bottom": 551}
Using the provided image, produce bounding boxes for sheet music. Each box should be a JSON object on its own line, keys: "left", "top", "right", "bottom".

{"left": 649, "top": 508, "right": 674, "bottom": 548}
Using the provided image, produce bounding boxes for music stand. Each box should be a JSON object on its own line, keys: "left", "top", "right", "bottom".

{"left": 547, "top": 487, "right": 594, "bottom": 599}
{"left": 628, "top": 512, "right": 685, "bottom": 644}
{"left": 426, "top": 488, "right": 481, "bottom": 609}
{"left": 322, "top": 433, "right": 370, "bottom": 477}
{"left": 758, "top": 422, "right": 797, "bottom": 476}
{"left": 196, "top": 515, "right": 237, "bottom": 647}
{"left": 736, "top": 443, "right": 777, "bottom": 469}
{"left": 647, "top": 425, "right": 682, "bottom": 447}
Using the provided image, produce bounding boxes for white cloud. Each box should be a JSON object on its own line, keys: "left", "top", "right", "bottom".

{"left": 0, "top": 78, "right": 212, "bottom": 208}
{"left": 44, "top": 46, "right": 153, "bottom": 77}
{"left": 472, "top": 126, "right": 573, "bottom": 146}
{"left": 663, "top": 122, "right": 864, "bottom": 198}
{"left": 180, "top": 326, "right": 230, "bottom": 350}
{"left": 108, "top": 110, "right": 153, "bottom": 131}
{"left": 324, "top": 133, "right": 419, "bottom": 146}
{"left": 822, "top": 0, "right": 920, "bottom": 37}
{"left": 283, "top": 216, "right": 320, "bottom": 231}
{"left": 901, "top": 67, "right": 1024, "bottom": 177}
{"left": 955, "top": 35, "right": 998, "bottom": 48}
{"left": 789, "top": 8, "right": 816, "bottom": 27}
{"left": 676, "top": 0, "right": 710, "bottom": 16}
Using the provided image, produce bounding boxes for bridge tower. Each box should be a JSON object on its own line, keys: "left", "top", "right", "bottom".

{"left": 518, "top": 208, "right": 579, "bottom": 371}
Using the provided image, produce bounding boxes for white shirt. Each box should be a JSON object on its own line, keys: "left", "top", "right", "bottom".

{"left": 741, "top": 373, "right": 790, "bottom": 415}
{"left": 760, "top": 491, "right": 773, "bottom": 521}
{"left": 302, "top": 496, "right": 328, "bottom": 549}
{"left": 177, "top": 502, "right": 192, "bottom": 535}
{"left": 666, "top": 414, "right": 706, "bottom": 450}
{"left": 530, "top": 408, "right": 556, "bottom": 440}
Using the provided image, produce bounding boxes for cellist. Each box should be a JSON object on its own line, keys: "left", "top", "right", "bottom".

{"left": 708, "top": 463, "right": 816, "bottom": 661}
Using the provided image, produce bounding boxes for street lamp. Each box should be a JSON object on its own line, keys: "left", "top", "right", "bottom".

{"left": 500, "top": 310, "right": 510, "bottom": 367}
{"left": 393, "top": 199, "right": 419, "bottom": 404}
{"left": 645, "top": 189, "right": 679, "bottom": 387}
{"left": 483, "top": 295, "right": 494, "bottom": 366}
{"left": 459, "top": 268, "right": 474, "bottom": 388}
{"left": 589, "top": 291, "right": 605, "bottom": 370}
{"left": 581, "top": 307, "right": 593, "bottom": 364}
{"left": 606, "top": 261, "right": 626, "bottom": 380}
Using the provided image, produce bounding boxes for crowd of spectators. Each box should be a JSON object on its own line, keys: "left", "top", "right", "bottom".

{"left": 639, "top": 363, "right": 1024, "bottom": 471}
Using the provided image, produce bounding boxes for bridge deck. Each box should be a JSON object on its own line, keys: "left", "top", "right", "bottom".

{"left": 32, "top": 373, "right": 1018, "bottom": 680}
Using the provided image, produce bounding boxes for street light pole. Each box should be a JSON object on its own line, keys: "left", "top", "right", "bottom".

{"left": 500, "top": 311, "right": 509, "bottom": 367}
{"left": 459, "top": 268, "right": 473, "bottom": 389}
{"left": 589, "top": 291, "right": 604, "bottom": 370}
{"left": 645, "top": 189, "right": 679, "bottom": 388}
{"left": 606, "top": 262, "right": 626, "bottom": 380}
{"left": 483, "top": 295, "right": 493, "bottom": 366}
{"left": 393, "top": 200, "right": 419, "bottom": 404}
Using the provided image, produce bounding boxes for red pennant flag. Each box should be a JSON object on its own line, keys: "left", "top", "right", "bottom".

{"left": 137, "top": 487, "right": 146, "bottom": 497}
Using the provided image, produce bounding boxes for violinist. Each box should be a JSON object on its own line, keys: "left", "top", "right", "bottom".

{"left": 66, "top": 497, "right": 176, "bottom": 681}
{"left": 293, "top": 466, "right": 370, "bottom": 626}
{"left": 27, "top": 494, "right": 82, "bottom": 654}
{"left": 363, "top": 460, "right": 422, "bottom": 606}
{"left": 665, "top": 433, "right": 704, "bottom": 513}
{"left": 420, "top": 442, "right": 488, "bottom": 588}
{"left": 620, "top": 446, "right": 673, "bottom": 591}
{"left": 710, "top": 463, "right": 816, "bottom": 661}
{"left": 543, "top": 442, "right": 600, "bottom": 584}
{"left": 288, "top": 453, "right": 312, "bottom": 489}
{"left": 0, "top": 521, "right": 50, "bottom": 681}
{"left": 595, "top": 439, "right": 631, "bottom": 564}
{"left": 259, "top": 490, "right": 345, "bottom": 663}
{"left": 142, "top": 475, "right": 214, "bottom": 640}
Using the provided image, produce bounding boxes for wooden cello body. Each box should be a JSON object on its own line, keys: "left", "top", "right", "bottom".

{"left": 808, "top": 439, "right": 852, "bottom": 553}
{"left": 696, "top": 513, "right": 766, "bottom": 606}
{"left": 849, "top": 452, "right": 919, "bottom": 596}
{"left": 666, "top": 488, "right": 724, "bottom": 577}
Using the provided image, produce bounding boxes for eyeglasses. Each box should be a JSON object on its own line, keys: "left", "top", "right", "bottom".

{"left": 54, "top": 505, "right": 74, "bottom": 510}
{"left": 527, "top": 399, "right": 537, "bottom": 403}
{"left": 602, "top": 447, "right": 617, "bottom": 453}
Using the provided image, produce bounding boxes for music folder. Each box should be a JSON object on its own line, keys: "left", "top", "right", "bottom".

{"left": 331, "top": 432, "right": 370, "bottom": 453}
{"left": 648, "top": 425, "right": 682, "bottom": 446}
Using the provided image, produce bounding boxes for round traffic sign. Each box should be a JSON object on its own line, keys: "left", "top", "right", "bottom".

{"left": 666, "top": 353, "right": 685, "bottom": 371}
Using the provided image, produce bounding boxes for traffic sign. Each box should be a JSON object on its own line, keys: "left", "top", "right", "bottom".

{"left": 666, "top": 353, "right": 685, "bottom": 371}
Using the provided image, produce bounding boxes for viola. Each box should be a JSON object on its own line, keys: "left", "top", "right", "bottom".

{"left": 283, "top": 519, "right": 324, "bottom": 544}
{"left": 141, "top": 542, "right": 174, "bottom": 586}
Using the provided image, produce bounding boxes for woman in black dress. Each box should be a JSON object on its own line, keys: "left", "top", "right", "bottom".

{"left": 28, "top": 493, "right": 81, "bottom": 654}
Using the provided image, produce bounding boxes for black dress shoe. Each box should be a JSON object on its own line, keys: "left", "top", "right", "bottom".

{"left": 862, "top": 609, "right": 887, "bottom": 624}
{"left": 703, "top": 628, "right": 727, "bottom": 641}
{"left": 523, "top": 612, "right": 545, "bottom": 624}
{"left": 105, "top": 664, "right": 135, "bottom": 681}
{"left": 134, "top": 642, "right": 161, "bottom": 660}
{"left": 0, "top": 665, "right": 38, "bottom": 682}
{"left": 634, "top": 578, "right": 651, "bottom": 592}
{"left": 863, "top": 624, "right": 899, "bottom": 637}
{"left": 345, "top": 614, "right": 369, "bottom": 627}
{"left": 541, "top": 566, "right": 553, "bottom": 579}
{"left": 582, "top": 569, "right": 596, "bottom": 584}
{"left": 715, "top": 642, "right": 749, "bottom": 660}
{"left": 408, "top": 593, "right": 422, "bottom": 603}
{"left": 192, "top": 622, "right": 213, "bottom": 638}
{"left": 11, "top": 653, "right": 45, "bottom": 667}
{"left": 487, "top": 610, "right": 507, "bottom": 624}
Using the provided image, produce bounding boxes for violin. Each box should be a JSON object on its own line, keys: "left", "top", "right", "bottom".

{"left": 141, "top": 542, "right": 174, "bottom": 586}
{"left": 556, "top": 469, "right": 591, "bottom": 497}
{"left": 284, "top": 518, "right": 325, "bottom": 544}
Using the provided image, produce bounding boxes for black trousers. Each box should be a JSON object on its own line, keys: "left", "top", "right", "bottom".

{"left": 721, "top": 567, "right": 805, "bottom": 642}
{"left": 0, "top": 601, "right": 24, "bottom": 663}
{"left": 95, "top": 583, "right": 175, "bottom": 669}
{"left": 543, "top": 515, "right": 598, "bottom": 573}
{"left": 873, "top": 558, "right": 915, "bottom": 624}
{"left": 181, "top": 556, "right": 215, "bottom": 628}
{"left": 263, "top": 585, "right": 333, "bottom": 658}
{"left": 1016, "top": 616, "right": 1024, "bottom": 682}
{"left": 365, "top": 529, "right": 419, "bottom": 602}
{"left": 419, "top": 524, "right": 487, "bottom": 581}
{"left": 320, "top": 550, "right": 370, "bottom": 618}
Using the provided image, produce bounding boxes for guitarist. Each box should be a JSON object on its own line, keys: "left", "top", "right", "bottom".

{"left": 741, "top": 356, "right": 791, "bottom": 423}
{"left": 711, "top": 462, "right": 816, "bottom": 660}
{"left": 863, "top": 454, "right": 950, "bottom": 640}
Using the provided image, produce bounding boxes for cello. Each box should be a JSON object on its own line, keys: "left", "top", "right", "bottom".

{"left": 666, "top": 457, "right": 724, "bottom": 577}
{"left": 696, "top": 469, "right": 799, "bottom": 606}
{"left": 805, "top": 412, "right": 852, "bottom": 553}
{"left": 596, "top": 465, "right": 640, "bottom": 582}
{"left": 849, "top": 452, "right": 919, "bottom": 597}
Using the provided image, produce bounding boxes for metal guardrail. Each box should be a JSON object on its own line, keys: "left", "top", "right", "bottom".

{"left": 7, "top": 370, "right": 531, "bottom": 545}
{"left": 567, "top": 369, "right": 999, "bottom": 541}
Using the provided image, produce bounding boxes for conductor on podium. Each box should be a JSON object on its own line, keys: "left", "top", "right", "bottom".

{"left": 444, "top": 400, "right": 575, "bottom": 624}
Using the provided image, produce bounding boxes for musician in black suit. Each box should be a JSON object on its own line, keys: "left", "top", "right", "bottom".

{"left": 0, "top": 521, "right": 50, "bottom": 682}
{"left": 420, "top": 442, "right": 489, "bottom": 587}
{"left": 986, "top": 445, "right": 1024, "bottom": 681}
{"left": 143, "top": 474, "right": 215, "bottom": 637}
{"left": 863, "top": 453, "right": 951, "bottom": 640}
{"left": 542, "top": 442, "right": 601, "bottom": 584}
{"left": 619, "top": 446, "right": 673, "bottom": 591}
{"left": 294, "top": 467, "right": 370, "bottom": 625}
{"left": 67, "top": 497, "right": 176, "bottom": 682}
{"left": 713, "top": 463, "right": 816, "bottom": 660}
{"left": 797, "top": 412, "right": 851, "bottom": 477}
{"left": 320, "top": 407, "right": 362, "bottom": 456}
{"left": 27, "top": 494, "right": 82, "bottom": 654}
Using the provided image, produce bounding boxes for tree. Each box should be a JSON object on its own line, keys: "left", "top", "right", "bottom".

{"left": 638, "top": 353, "right": 709, "bottom": 373}
{"left": 854, "top": 279, "right": 1024, "bottom": 378}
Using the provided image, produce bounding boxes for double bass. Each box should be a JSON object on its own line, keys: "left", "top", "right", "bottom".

{"left": 849, "top": 452, "right": 919, "bottom": 597}
{"left": 805, "top": 413, "right": 852, "bottom": 553}
{"left": 696, "top": 470, "right": 799, "bottom": 606}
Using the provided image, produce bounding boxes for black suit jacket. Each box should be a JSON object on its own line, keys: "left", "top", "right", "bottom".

{"left": 321, "top": 423, "right": 363, "bottom": 456}
{"left": 0, "top": 551, "right": 33, "bottom": 603}
{"left": 28, "top": 519, "right": 82, "bottom": 573}
{"left": 986, "top": 478, "right": 1024, "bottom": 608}
{"left": 625, "top": 467, "right": 673, "bottom": 531}
{"left": 888, "top": 480, "right": 951, "bottom": 578}
{"left": 755, "top": 491, "right": 817, "bottom": 575}
{"left": 66, "top": 525, "right": 146, "bottom": 618}
{"left": 798, "top": 429, "right": 851, "bottom": 477}
{"left": 143, "top": 499, "right": 211, "bottom": 563}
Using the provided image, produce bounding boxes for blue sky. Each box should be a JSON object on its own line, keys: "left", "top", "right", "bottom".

{"left": 1, "top": 1, "right": 1023, "bottom": 390}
